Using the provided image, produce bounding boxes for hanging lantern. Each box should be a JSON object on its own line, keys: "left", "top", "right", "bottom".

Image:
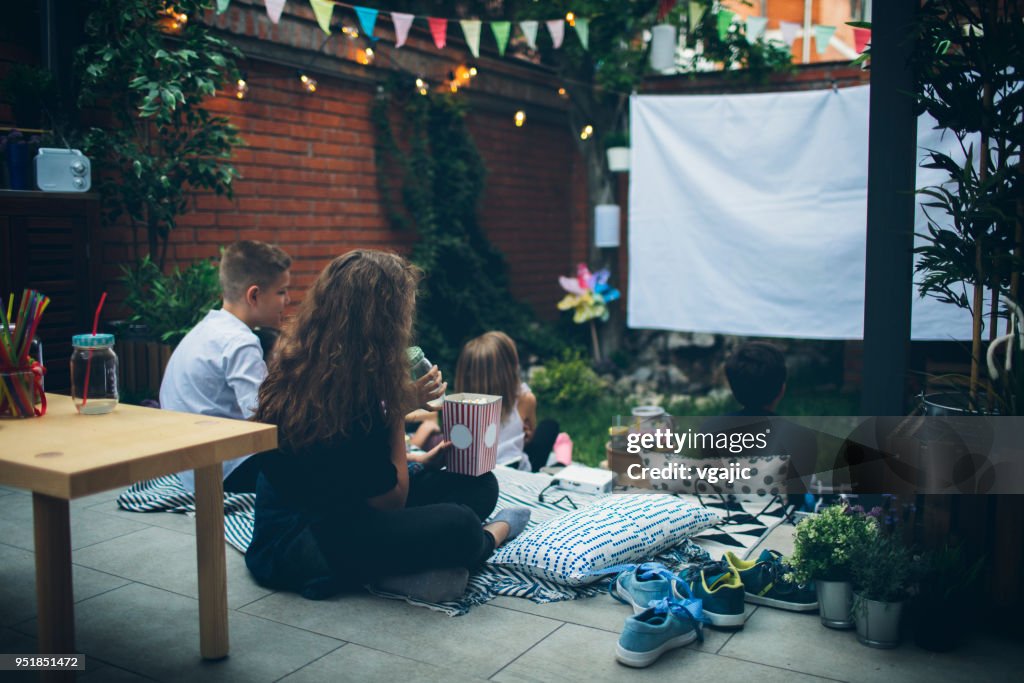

{"left": 650, "top": 24, "right": 677, "bottom": 71}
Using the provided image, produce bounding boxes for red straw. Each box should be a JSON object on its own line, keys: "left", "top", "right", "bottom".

{"left": 81, "top": 292, "right": 108, "bottom": 408}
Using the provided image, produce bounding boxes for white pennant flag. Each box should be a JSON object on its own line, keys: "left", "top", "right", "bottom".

{"left": 779, "top": 20, "right": 801, "bottom": 47}
{"left": 546, "top": 19, "right": 565, "bottom": 48}
{"left": 745, "top": 16, "right": 768, "bottom": 43}
{"left": 519, "top": 20, "right": 539, "bottom": 50}
{"left": 460, "top": 20, "right": 482, "bottom": 58}
{"left": 264, "top": 0, "right": 285, "bottom": 24}
{"left": 391, "top": 12, "right": 414, "bottom": 48}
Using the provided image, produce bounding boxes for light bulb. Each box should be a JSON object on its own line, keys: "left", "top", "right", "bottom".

{"left": 557, "top": 87, "right": 568, "bottom": 98}
{"left": 299, "top": 74, "right": 317, "bottom": 93}
{"left": 235, "top": 78, "right": 249, "bottom": 100}
{"left": 566, "top": 12, "right": 576, "bottom": 27}
{"left": 514, "top": 110, "right": 526, "bottom": 127}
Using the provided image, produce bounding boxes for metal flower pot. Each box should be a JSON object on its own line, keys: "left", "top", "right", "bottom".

{"left": 854, "top": 594, "right": 904, "bottom": 648}
{"left": 816, "top": 580, "right": 854, "bottom": 629}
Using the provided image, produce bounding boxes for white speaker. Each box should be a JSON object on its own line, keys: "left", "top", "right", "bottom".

{"left": 34, "top": 148, "right": 91, "bottom": 192}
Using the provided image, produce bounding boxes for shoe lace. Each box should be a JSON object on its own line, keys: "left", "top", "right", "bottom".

{"left": 682, "top": 559, "right": 731, "bottom": 585}
{"left": 646, "top": 596, "right": 707, "bottom": 643}
{"left": 759, "top": 553, "right": 808, "bottom": 593}
{"left": 595, "top": 562, "right": 674, "bottom": 606}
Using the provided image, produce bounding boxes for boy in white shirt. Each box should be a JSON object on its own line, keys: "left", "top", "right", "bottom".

{"left": 160, "top": 240, "right": 292, "bottom": 492}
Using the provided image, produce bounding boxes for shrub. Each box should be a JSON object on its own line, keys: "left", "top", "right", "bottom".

{"left": 789, "top": 503, "right": 878, "bottom": 583}
{"left": 121, "top": 255, "right": 220, "bottom": 346}
{"left": 532, "top": 349, "right": 607, "bottom": 409}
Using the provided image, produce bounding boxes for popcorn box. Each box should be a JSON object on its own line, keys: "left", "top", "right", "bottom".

{"left": 442, "top": 393, "right": 502, "bottom": 476}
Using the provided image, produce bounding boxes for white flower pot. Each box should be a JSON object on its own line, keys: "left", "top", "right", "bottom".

{"left": 606, "top": 147, "right": 630, "bottom": 172}
{"left": 817, "top": 580, "right": 854, "bottom": 629}
{"left": 854, "top": 593, "right": 904, "bottom": 648}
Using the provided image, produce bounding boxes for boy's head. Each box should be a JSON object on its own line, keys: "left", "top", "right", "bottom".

{"left": 220, "top": 241, "right": 292, "bottom": 328}
{"left": 725, "top": 341, "right": 787, "bottom": 411}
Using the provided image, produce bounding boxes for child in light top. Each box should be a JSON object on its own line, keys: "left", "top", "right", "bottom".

{"left": 455, "top": 331, "right": 559, "bottom": 472}
{"left": 159, "top": 240, "right": 292, "bottom": 492}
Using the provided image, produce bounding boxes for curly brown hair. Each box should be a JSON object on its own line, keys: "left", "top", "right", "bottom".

{"left": 256, "top": 250, "right": 422, "bottom": 449}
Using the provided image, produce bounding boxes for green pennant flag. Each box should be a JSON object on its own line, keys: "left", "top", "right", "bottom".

{"left": 717, "top": 10, "right": 735, "bottom": 41}
{"left": 491, "top": 21, "right": 511, "bottom": 57}
{"left": 309, "top": 0, "right": 333, "bottom": 35}
{"left": 216, "top": 0, "right": 230, "bottom": 14}
{"left": 574, "top": 17, "right": 589, "bottom": 50}
{"left": 688, "top": 1, "right": 706, "bottom": 33}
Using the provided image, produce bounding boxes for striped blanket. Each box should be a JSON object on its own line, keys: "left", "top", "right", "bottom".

{"left": 117, "top": 467, "right": 785, "bottom": 615}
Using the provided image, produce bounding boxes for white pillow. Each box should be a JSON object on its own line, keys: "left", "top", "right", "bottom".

{"left": 488, "top": 494, "right": 721, "bottom": 586}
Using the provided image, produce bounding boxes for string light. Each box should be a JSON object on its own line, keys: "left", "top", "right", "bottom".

{"left": 566, "top": 12, "right": 576, "bottom": 27}
{"left": 357, "top": 47, "right": 374, "bottom": 65}
{"left": 557, "top": 87, "right": 568, "bottom": 98}
{"left": 341, "top": 25, "right": 360, "bottom": 38}
{"left": 156, "top": 5, "right": 188, "bottom": 34}
{"left": 415, "top": 77, "right": 428, "bottom": 96}
{"left": 235, "top": 77, "right": 249, "bottom": 100}
{"left": 469, "top": 66, "right": 478, "bottom": 77}
{"left": 514, "top": 110, "right": 526, "bottom": 127}
{"left": 580, "top": 124, "right": 593, "bottom": 140}
{"left": 299, "top": 73, "right": 318, "bottom": 93}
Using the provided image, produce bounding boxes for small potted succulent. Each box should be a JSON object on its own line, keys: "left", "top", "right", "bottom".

{"left": 604, "top": 131, "right": 630, "bottom": 173}
{"left": 789, "top": 503, "right": 878, "bottom": 629}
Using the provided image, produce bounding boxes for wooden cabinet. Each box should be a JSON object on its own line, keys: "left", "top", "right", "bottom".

{"left": 0, "top": 190, "right": 100, "bottom": 392}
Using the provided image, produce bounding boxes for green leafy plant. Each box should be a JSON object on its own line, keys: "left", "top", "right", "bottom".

{"left": 77, "top": 0, "right": 243, "bottom": 267}
{"left": 121, "top": 255, "right": 221, "bottom": 346}
{"left": 789, "top": 503, "right": 878, "bottom": 583}
{"left": 603, "top": 131, "right": 630, "bottom": 149}
{"left": 531, "top": 348, "right": 608, "bottom": 409}
{"left": 0, "top": 64, "right": 58, "bottom": 129}
{"left": 850, "top": 531, "right": 914, "bottom": 603}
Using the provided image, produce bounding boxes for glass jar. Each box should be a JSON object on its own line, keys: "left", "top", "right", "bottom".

{"left": 406, "top": 346, "right": 444, "bottom": 409}
{"left": 70, "top": 333, "right": 119, "bottom": 415}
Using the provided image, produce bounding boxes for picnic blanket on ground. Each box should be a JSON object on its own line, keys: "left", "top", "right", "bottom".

{"left": 117, "top": 467, "right": 786, "bottom": 615}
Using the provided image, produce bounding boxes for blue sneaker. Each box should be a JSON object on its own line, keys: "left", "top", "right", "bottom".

{"left": 616, "top": 596, "right": 705, "bottom": 668}
{"left": 677, "top": 561, "right": 746, "bottom": 628}
{"left": 723, "top": 550, "right": 818, "bottom": 612}
{"left": 608, "top": 562, "right": 674, "bottom": 614}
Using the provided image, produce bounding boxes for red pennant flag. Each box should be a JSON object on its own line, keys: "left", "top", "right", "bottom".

{"left": 428, "top": 17, "right": 448, "bottom": 49}
{"left": 657, "top": 0, "right": 677, "bottom": 22}
{"left": 852, "top": 27, "right": 871, "bottom": 54}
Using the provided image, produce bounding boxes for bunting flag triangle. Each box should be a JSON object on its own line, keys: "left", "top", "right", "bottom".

{"left": 716, "top": 10, "right": 735, "bottom": 41}
{"left": 779, "top": 20, "right": 800, "bottom": 46}
{"left": 216, "top": 0, "right": 230, "bottom": 14}
{"left": 520, "top": 20, "right": 539, "bottom": 50}
{"left": 745, "top": 16, "right": 767, "bottom": 43}
{"left": 852, "top": 27, "right": 871, "bottom": 53}
{"left": 688, "top": 1, "right": 706, "bottom": 33}
{"left": 574, "top": 17, "right": 590, "bottom": 50}
{"left": 491, "top": 21, "right": 511, "bottom": 56}
{"left": 354, "top": 6, "right": 378, "bottom": 40}
{"left": 813, "top": 24, "right": 836, "bottom": 54}
{"left": 265, "top": 0, "right": 285, "bottom": 24}
{"left": 309, "top": 0, "right": 333, "bottom": 35}
{"left": 546, "top": 19, "right": 565, "bottom": 48}
{"left": 428, "top": 17, "right": 448, "bottom": 49}
{"left": 460, "top": 20, "right": 482, "bottom": 58}
{"left": 392, "top": 12, "right": 414, "bottom": 48}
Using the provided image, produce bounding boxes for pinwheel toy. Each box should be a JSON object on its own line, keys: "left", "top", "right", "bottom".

{"left": 557, "top": 263, "right": 620, "bottom": 361}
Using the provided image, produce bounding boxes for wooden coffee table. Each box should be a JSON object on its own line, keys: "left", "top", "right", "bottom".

{"left": 0, "top": 396, "right": 276, "bottom": 678}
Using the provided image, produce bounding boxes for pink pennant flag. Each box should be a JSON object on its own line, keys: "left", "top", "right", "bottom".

{"left": 546, "top": 19, "right": 565, "bottom": 49}
{"left": 391, "top": 12, "right": 414, "bottom": 48}
{"left": 265, "top": 0, "right": 285, "bottom": 24}
{"left": 852, "top": 27, "right": 871, "bottom": 53}
{"left": 428, "top": 17, "right": 448, "bottom": 49}
{"left": 779, "top": 20, "right": 800, "bottom": 47}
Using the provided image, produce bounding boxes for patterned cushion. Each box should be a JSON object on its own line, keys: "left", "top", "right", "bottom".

{"left": 488, "top": 494, "right": 721, "bottom": 586}
{"left": 639, "top": 452, "right": 790, "bottom": 497}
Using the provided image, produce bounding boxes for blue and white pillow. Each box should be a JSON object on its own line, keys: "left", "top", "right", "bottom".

{"left": 488, "top": 494, "right": 721, "bottom": 586}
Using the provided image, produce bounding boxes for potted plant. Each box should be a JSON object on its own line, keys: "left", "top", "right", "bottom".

{"left": 789, "top": 503, "right": 877, "bottom": 629}
{"left": 604, "top": 131, "right": 630, "bottom": 172}
{"left": 912, "top": 0, "right": 1024, "bottom": 414}
{"left": 849, "top": 532, "right": 913, "bottom": 648}
{"left": 911, "top": 543, "right": 984, "bottom": 652}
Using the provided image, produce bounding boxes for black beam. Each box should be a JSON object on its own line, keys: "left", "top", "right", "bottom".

{"left": 861, "top": 0, "right": 919, "bottom": 416}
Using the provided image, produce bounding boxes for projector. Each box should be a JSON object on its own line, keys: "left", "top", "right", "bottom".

{"left": 552, "top": 464, "right": 615, "bottom": 496}
{"left": 34, "top": 148, "right": 91, "bottom": 192}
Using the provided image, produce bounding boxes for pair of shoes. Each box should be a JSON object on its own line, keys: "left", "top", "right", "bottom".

{"left": 608, "top": 561, "right": 746, "bottom": 628}
{"left": 723, "top": 550, "right": 818, "bottom": 612}
{"left": 615, "top": 596, "right": 705, "bottom": 668}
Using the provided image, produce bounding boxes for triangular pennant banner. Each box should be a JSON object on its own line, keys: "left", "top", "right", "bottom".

{"left": 658, "top": 0, "right": 677, "bottom": 22}
{"left": 391, "top": 12, "right": 414, "bottom": 48}
{"left": 460, "top": 20, "right": 482, "bottom": 58}
{"left": 354, "top": 7, "right": 378, "bottom": 40}
{"left": 745, "top": 16, "right": 767, "bottom": 43}
{"left": 216, "top": 0, "right": 230, "bottom": 14}
{"left": 265, "top": 0, "right": 285, "bottom": 24}
{"left": 491, "top": 21, "right": 511, "bottom": 56}
{"left": 428, "top": 17, "right": 448, "bottom": 49}
{"left": 716, "top": 10, "right": 735, "bottom": 41}
{"left": 852, "top": 27, "right": 871, "bottom": 53}
{"left": 688, "top": 1, "right": 706, "bottom": 32}
{"left": 779, "top": 20, "right": 800, "bottom": 47}
{"left": 519, "top": 20, "right": 539, "bottom": 50}
{"left": 813, "top": 24, "right": 836, "bottom": 54}
{"left": 574, "top": 17, "right": 590, "bottom": 50}
{"left": 309, "top": 0, "right": 333, "bottom": 35}
{"left": 546, "top": 19, "right": 565, "bottom": 49}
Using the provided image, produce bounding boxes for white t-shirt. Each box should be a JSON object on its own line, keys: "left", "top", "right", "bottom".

{"left": 159, "top": 309, "right": 266, "bottom": 491}
{"left": 496, "top": 382, "right": 531, "bottom": 471}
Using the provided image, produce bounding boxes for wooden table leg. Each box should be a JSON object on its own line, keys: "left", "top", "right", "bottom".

{"left": 193, "top": 465, "right": 229, "bottom": 660}
{"left": 33, "top": 493, "right": 75, "bottom": 682}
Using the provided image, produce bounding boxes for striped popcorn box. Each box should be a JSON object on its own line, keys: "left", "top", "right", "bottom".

{"left": 442, "top": 393, "right": 502, "bottom": 476}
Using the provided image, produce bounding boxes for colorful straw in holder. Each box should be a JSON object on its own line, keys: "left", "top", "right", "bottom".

{"left": 0, "top": 290, "right": 50, "bottom": 418}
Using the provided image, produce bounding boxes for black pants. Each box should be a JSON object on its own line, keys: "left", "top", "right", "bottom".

{"left": 328, "top": 469, "right": 500, "bottom": 586}
{"left": 525, "top": 418, "right": 560, "bottom": 472}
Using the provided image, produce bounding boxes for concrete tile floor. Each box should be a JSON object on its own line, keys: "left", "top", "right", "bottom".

{"left": 0, "top": 493, "right": 1019, "bottom": 682}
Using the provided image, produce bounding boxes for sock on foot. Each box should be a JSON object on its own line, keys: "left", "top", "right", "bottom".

{"left": 490, "top": 507, "right": 531, "bottom": 542}
{"left": 374, "top": 567, "right": 469, "bottom": 603}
